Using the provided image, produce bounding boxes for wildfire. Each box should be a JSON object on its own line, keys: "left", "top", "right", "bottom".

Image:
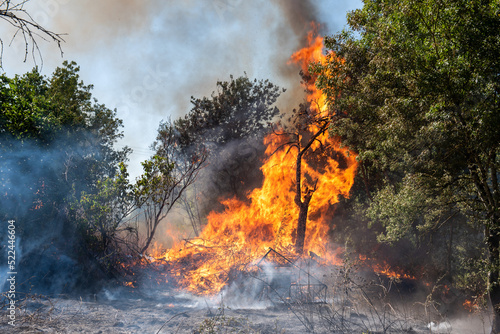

{"left": 143, "top": 26, "right": 358, "bottom": 295}
{"left": 124, "top": 281, "right": 135, "bottom": 288}
{"left": 357, "top": 254, "right": 417, "bottom": 280}
{"left": 372, "top": 262, "right": 416, "bottom": 280}
{"left": 463, "top": 299, "right": 480, "bottom": 313}
{"left": 288, "top": 25, "right": 328, "bottom": 113}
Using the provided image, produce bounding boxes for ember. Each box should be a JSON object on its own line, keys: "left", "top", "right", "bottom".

{"left": 463, "top": 299, "right": 481, "bottom": 313}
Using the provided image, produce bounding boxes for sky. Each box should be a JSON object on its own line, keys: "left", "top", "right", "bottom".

{"left": 0, "top": 0, "right": 362, "bottom": 178}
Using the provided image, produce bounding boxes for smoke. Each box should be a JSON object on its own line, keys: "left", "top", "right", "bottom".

{"left": 0, "top": 1, "right": 364, "bottom": 180}
{"left": 195, "top": 135, "right": 266, "bottom": 212}
{"left": 0, "top": 132, "right": 116, "bottom": 295}
{"left": 274, "top": 0, "right": 318, "bottom": 81}
{"left": 3, "top": 0, "right": 356, "bottom": 178}
{"left": 0, "top": 0, "right": 365, "bottom": 295}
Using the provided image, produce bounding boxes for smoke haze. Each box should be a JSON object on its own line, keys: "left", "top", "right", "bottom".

{"left": 0, "top": 0, "right": 362, "bottom": 178}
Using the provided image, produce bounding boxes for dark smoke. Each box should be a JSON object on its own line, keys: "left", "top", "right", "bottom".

{"left": 274, "top": 0, "right": 319, "bottom": 77}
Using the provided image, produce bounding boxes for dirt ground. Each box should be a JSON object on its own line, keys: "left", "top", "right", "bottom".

{"left": 0, "top": 286, "right": 492, "bottom": 334}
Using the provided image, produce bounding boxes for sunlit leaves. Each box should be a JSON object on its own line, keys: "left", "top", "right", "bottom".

{"left": 134, "top": 154, "right": 175, "bottom": 206}
{"left": 316, "top": 0, "right": 500, "bottom": 300}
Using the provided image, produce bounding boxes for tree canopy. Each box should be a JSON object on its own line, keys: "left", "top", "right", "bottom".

{"left": 0, "top": 61, "right": 130, "bottom": 292}
{"left": 167, "top": 75, "right": 284, "bottom": 220}
{"left": 315, "top": 0, "right": 500, "bottom": 329}
{"left": 173, "top": 75, "right": 283, "bottom": 150}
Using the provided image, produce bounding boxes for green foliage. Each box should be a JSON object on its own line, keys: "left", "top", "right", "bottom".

{"left": 134, "top": 154, "right": 175, "bottom": 206}
{"left": 319, "top": 0, "right": 499, "bottom": 174}
{"left": 168, "top": 75, "right": 284, "bottom": 221}
{"left": 72, "top": 162, "right": 133, "bottom": 269}
{"left": 0, "top": 69, "right": 56, "bottom": 141}
{"left": 366, "top": 174, "right": 454, "bottom": 244}
{"left": 1, "top": 61, "right": 129, "bottom": 185}
{"left": 315, "top": 0, "right": 500, "bottom": 311}
{"left": 0, "top": 61, "right": 130, "bottom": 290}
{"left": 135, "top": 120, "right": 207, "bottom": 254}
{"left": 173, "top": 75, "right": 283, "bottom": 149}
{"left": 317, "top": 0, "right": 499, "bottom": 238}
{"left": 455, "top": 247, "right": 488, "bottom": 305}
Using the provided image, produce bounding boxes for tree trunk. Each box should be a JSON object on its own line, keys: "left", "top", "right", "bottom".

{"left": 295, "top": 205, "right": 307, "bottom": 255}
{"left": 291, "top": 121, "right": 328, "bottom": 255}
{"left": 295, "top": 190, "right": 314, "bottom": 255}
{"left": 140, "top": 206, "right": 163, "bottom": 255}
{"left": 489, "top": 214, "right": 500, "bottom": 334}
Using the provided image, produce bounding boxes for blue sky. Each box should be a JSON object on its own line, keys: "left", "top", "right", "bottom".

{"left": 0, "top": 0, "right": 362, "bottom": 178}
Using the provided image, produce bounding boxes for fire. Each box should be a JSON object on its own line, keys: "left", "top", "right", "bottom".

{"left": 288, "top": 24, "right": 327, "bottom": 113}
{"left": 124, "top": 281, "right": 135, "bottom": 288}
{"left": 31, "top": 180, "right": 45, "bottom": 210}
{"left": 463, "top": 299, "right": 480, "bottom": 313}
{"left": 358, "top": 254, "right": 416, "bottom": 280}
{"left": 146, "top": 26, "right": 358, "bottom": 295}
{"left": 371, "top": 262, "right": 416, "bottom": 280}
{"left": 160, "top": 135, "right": 357, "bottom": 294}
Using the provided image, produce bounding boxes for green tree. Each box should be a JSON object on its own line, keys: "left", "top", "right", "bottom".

{"left": 316, "top": 0, "right": 500, "bottom": 328}
{"left": 168, "top": 75, "right": 284, "bottom": 230}
{"left": 174, "top": 75, "right": 283, "bottom": 149}
{"left": 0, "top": 61, "right": 129, "bottom": 291}
{"left": 71, "top": 162, "right": 135, "bottom": 274}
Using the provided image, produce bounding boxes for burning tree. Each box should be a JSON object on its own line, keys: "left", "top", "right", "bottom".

{"left": 143, "top": 29, "right": 358, "bottom": 295}
{"left": 172, "top": 75, "right": 284, "bottom": 231}
{"left": 274, "top": 107, "right": 332, "bottom": 255}
{"left": 277, "top": 28, "right": 357, "bottom": 255}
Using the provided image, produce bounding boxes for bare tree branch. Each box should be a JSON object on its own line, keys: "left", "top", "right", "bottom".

{"left": 0, "top": 0, "right": 65, "bottom": 68}
{"left": 136, "top": 121, "right": 208, "bottom": 255}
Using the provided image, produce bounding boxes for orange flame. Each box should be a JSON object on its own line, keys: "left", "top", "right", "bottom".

{"left": 124, "top": 281, "right": 135, "bottom": 288}
{"left": 288, "top": 25, "right": 328, "bottom": 113}
{"left": 358, "top": 254, "right": 416, "bottom": 280}
{"left": 146, "top": 26, "right": 358, "bottom": 295}
{"left": 372, "top": 262, "right": 416, "bottom": 280}
{"left": 463, "top": 299, "right": 480, "bottom": 313}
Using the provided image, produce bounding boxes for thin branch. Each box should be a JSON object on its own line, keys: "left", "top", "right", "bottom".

{"left": 0, "top": 0, "right": 65, "bottom": 67}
